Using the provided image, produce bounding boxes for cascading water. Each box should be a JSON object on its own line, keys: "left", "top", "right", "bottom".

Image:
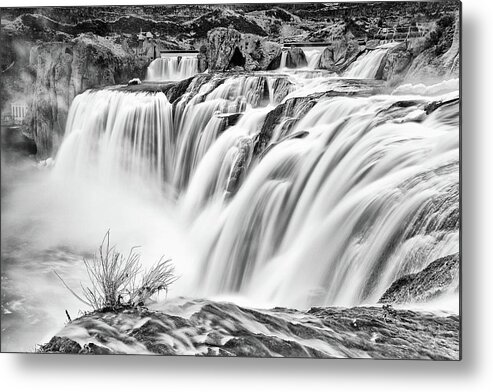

{"left": 1, "top": 47, "right": 459, "bottom": 351}
{"left": 50, "top": 71, "right": 459, "bottom": 309}
{"left": 278, "top": 51, "right": 288, "bottom": 69}
{"left": 146, "top": 55, "right": 199, "bottom": 81}
{"left": 304, "top": 47, "right": 324, "bottom": 69}
{"left": 344, "top": 43, "right": 399, "bottom": 78}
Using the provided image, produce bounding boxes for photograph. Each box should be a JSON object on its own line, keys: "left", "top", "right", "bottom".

{"left": 1, "top": 1, "right": 460, "bottom": 359}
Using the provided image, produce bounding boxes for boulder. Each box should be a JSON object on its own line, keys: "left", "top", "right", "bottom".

{"left": 379, "top": 253, "right": 459, "bottom": 304}
{"left": 285, "top": 47, "right": 308, "bottom": 68}
{"left": 267, "top": 47, "right": 308, "bottom": 69}
{"left": 206, "top": 27, "right": 243, "bottom": 71}
{"left": 206, "top": 27, "right": 281, "bottom": 72}
{"left": 40, "top": 336, "right": 81, "bottom": 354}
{"left": 318, "top": 39, "right": 363, "bottom": 73}
{"left": 197, "top": 45, "right": 208, "bottom": 72}
{"left": 378, "top": 44, "right": 413, "bottom": 81}
{"left": 127, "top": 78, "right": 142, "bottom": 85}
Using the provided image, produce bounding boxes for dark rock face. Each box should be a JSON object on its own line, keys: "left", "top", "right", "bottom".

{"left": 39, "top": 336, "right": 81, "bottom": 354}
{"left": 379, "top": 253, "right": 459, "bottom": 304}
{"left": 225, "top": 137, "right": 253, "bottom": 197}
{"left": 285, "top": 48, "right": 308, "bottom": 68}
{"left": 318, "top": 40, "right": 363, "bottom": 73}
{"left": 207, "top": 28, "right": 281, "bottom": 72}
{"left": 405, "top": 12, "right": 460, "bottom": 82}
{"left": 207, "top": 28, "right": 243, "bottom": 71}
{"left": 39, "top": 299, "right": 459, "bottom": 359}
{"left": 23, "top": 34, "right": 149, "bottom": 158}
{"left": 378, "top": 44, "right": 413, "bottom": 82}
{"left": 267, "top": 48, "right": 308, "bottom": 70}
{"left": 254, "top": 96, "right": 318, "bottom": 156}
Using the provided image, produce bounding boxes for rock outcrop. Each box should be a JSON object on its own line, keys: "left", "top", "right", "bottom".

{"left": 207, "top": 27, "right": 281, "bottom": 72}
{"left": 378, "top": 43, "right": 413, "bottom": 82}
{"left": 379, "top": 253, "right": 460, "bottom": 304}
{"left": 267, "top": 47, "right": 308, "bottom": 69}
{"left": 405, "top": 13, "right": 460, "bottom": 83}
{"left": 318, "top": 39, "right": 364, "bottom": 72}
{"left": 39, "top": 298, "right": 459, "bottom": 359}
{"left": 23, "top": 34, "right": 149, "bottom": 158}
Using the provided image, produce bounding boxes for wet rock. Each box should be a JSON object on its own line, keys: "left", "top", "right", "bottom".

{"left": 207, "top": 27, "right": 281, "bottom": 72}
{"left": 254, "top": 95, "right": 318, "bottom": 156}
{"left": 40, "top": 298, "right": 459, "bottom": 359}
{"left": 40, "top": 336, "right": 81, "bottom": 354}
{"left": 207, "top": 28, "right": 243, "bottom": 71}
{"left": 379, "top": 44, "right": 413, "bottom": 82}
{"left": 285, "top": 48, "right": 308, "bottom": 68}
{"left": 127, "top": 78, "right": 141, "bottom": 85}
{"left": 225, "top": 137, "right": 253, "bottom": 197}
{"left": 379, "top": 253, "right": 460, "bottom": 304}
{"left": 267, "top": 48, "right": 308, "bottom": 69}
{"left": 318, "top": 39, "right": 363, "bottom": 73}
{"left": 197, "top": 45, "right": 208, "bottom": 72}
{"left": 270, "top": 77, "right": 294, "bottom": 103}
{"left": 79, "top": 342, "right": 113, "bottom": 355}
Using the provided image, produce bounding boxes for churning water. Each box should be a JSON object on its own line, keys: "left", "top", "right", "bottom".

{"left": 1, "top": 45, "right": 460, "bottom": 351}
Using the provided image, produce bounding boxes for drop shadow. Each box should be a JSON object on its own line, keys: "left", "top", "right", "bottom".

{"left": 7, "top": 4, "right": 481, "bottom": 381}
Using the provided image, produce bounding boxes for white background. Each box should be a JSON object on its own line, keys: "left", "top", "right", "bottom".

{"left": 1, "top": 0, "right": 491, "bottom": 390}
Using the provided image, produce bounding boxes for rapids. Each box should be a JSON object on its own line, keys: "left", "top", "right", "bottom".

{"left": 1, "top": 44, "right": 460, "bottom": 351}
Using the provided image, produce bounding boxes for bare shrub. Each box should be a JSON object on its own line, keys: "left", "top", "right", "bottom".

{"left": 55, "top": 231, "right": 177, "bottom": 311}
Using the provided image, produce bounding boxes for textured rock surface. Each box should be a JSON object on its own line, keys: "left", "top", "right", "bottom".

{"left": 267, "top": 47, "right": 308, "bottom": 69}
{"left": 405, "top": 13, "right": 460, "bottom": 82}
{"left": 379, "top": 43, "right": 413, "bottom": 82}
{"left": 318, "top": 39, "right": 363, "bottom": 73}
{"left": 38, "top": 298, "right": 459, "bottom": 359}
{"left": 23, "top": 34, "right": 149, "bottom": 157}
{"left": 207, "top": 28, "right": 281, "bottom": 72}
{"left": 379, "top": 253, "right": 460, "bottom": 304}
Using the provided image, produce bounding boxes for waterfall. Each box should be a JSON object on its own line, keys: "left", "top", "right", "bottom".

{"left": 47, "top": 71, "right": 459, "bottom": 309}
{"left": 189, "top": 94, "right": 459, "bottom": 307}
{"left": 54, "top": 89, "right": 175, "bottom": 190}
{"left": 304, "top": 48, "right": 323, "bottom": 69}
{"left": 279, "top": 51, "right": 288, "bottom": 69}
{"left": 344, "top": 43, "right": 398, "bottom": 79}
{"left": 146, "top": 56, "right": 199, "bottom": 81}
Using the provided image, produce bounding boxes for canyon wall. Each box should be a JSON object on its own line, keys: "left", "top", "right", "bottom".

{"left": 23, "top": 34, "right": 149, "bottom": 158}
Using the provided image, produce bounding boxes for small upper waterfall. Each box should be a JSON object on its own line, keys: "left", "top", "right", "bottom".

{"left": 344, "top": 43, "right": 398, "bottom": 78}
{"left": 146, "top": 55, "right": 199, "bottom": 81}
{"left": 304, "top": 47, "right": 324, "bottom": 69}
{"left": 278, "top": 51, "right": 288, "bottom": 69}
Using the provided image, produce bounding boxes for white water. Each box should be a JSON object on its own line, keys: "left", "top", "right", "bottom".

{"left": 344, "top": 43, "right": 399, "bottom": 79}
{"left": 278, "top": 47, "right": 323, "bottom": 70}
{"left": 1, "top": 50, "right": 459, "bottom": 351}
{"left": 146, "top": 56, "right": 199, "bottom": 81}
{"left": 303, "top": 47, "right": 324, "bottom": 69}
{"left": 278, "top": 51, "right": 288, "bottom": 69}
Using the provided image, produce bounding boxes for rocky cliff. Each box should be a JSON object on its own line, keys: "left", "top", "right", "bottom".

{"left": 206, "top": 27, "right": 281, "bottom": 72}
{"left": 23, "top": 34, "right": 149, "bottom": 158}
{"left": 402, "top": 12, "right": 460, "bottom": 83}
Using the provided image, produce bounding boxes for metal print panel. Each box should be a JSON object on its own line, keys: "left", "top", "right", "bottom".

{"left": 0, "top": 1, "right": 461, "bottom": 359}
